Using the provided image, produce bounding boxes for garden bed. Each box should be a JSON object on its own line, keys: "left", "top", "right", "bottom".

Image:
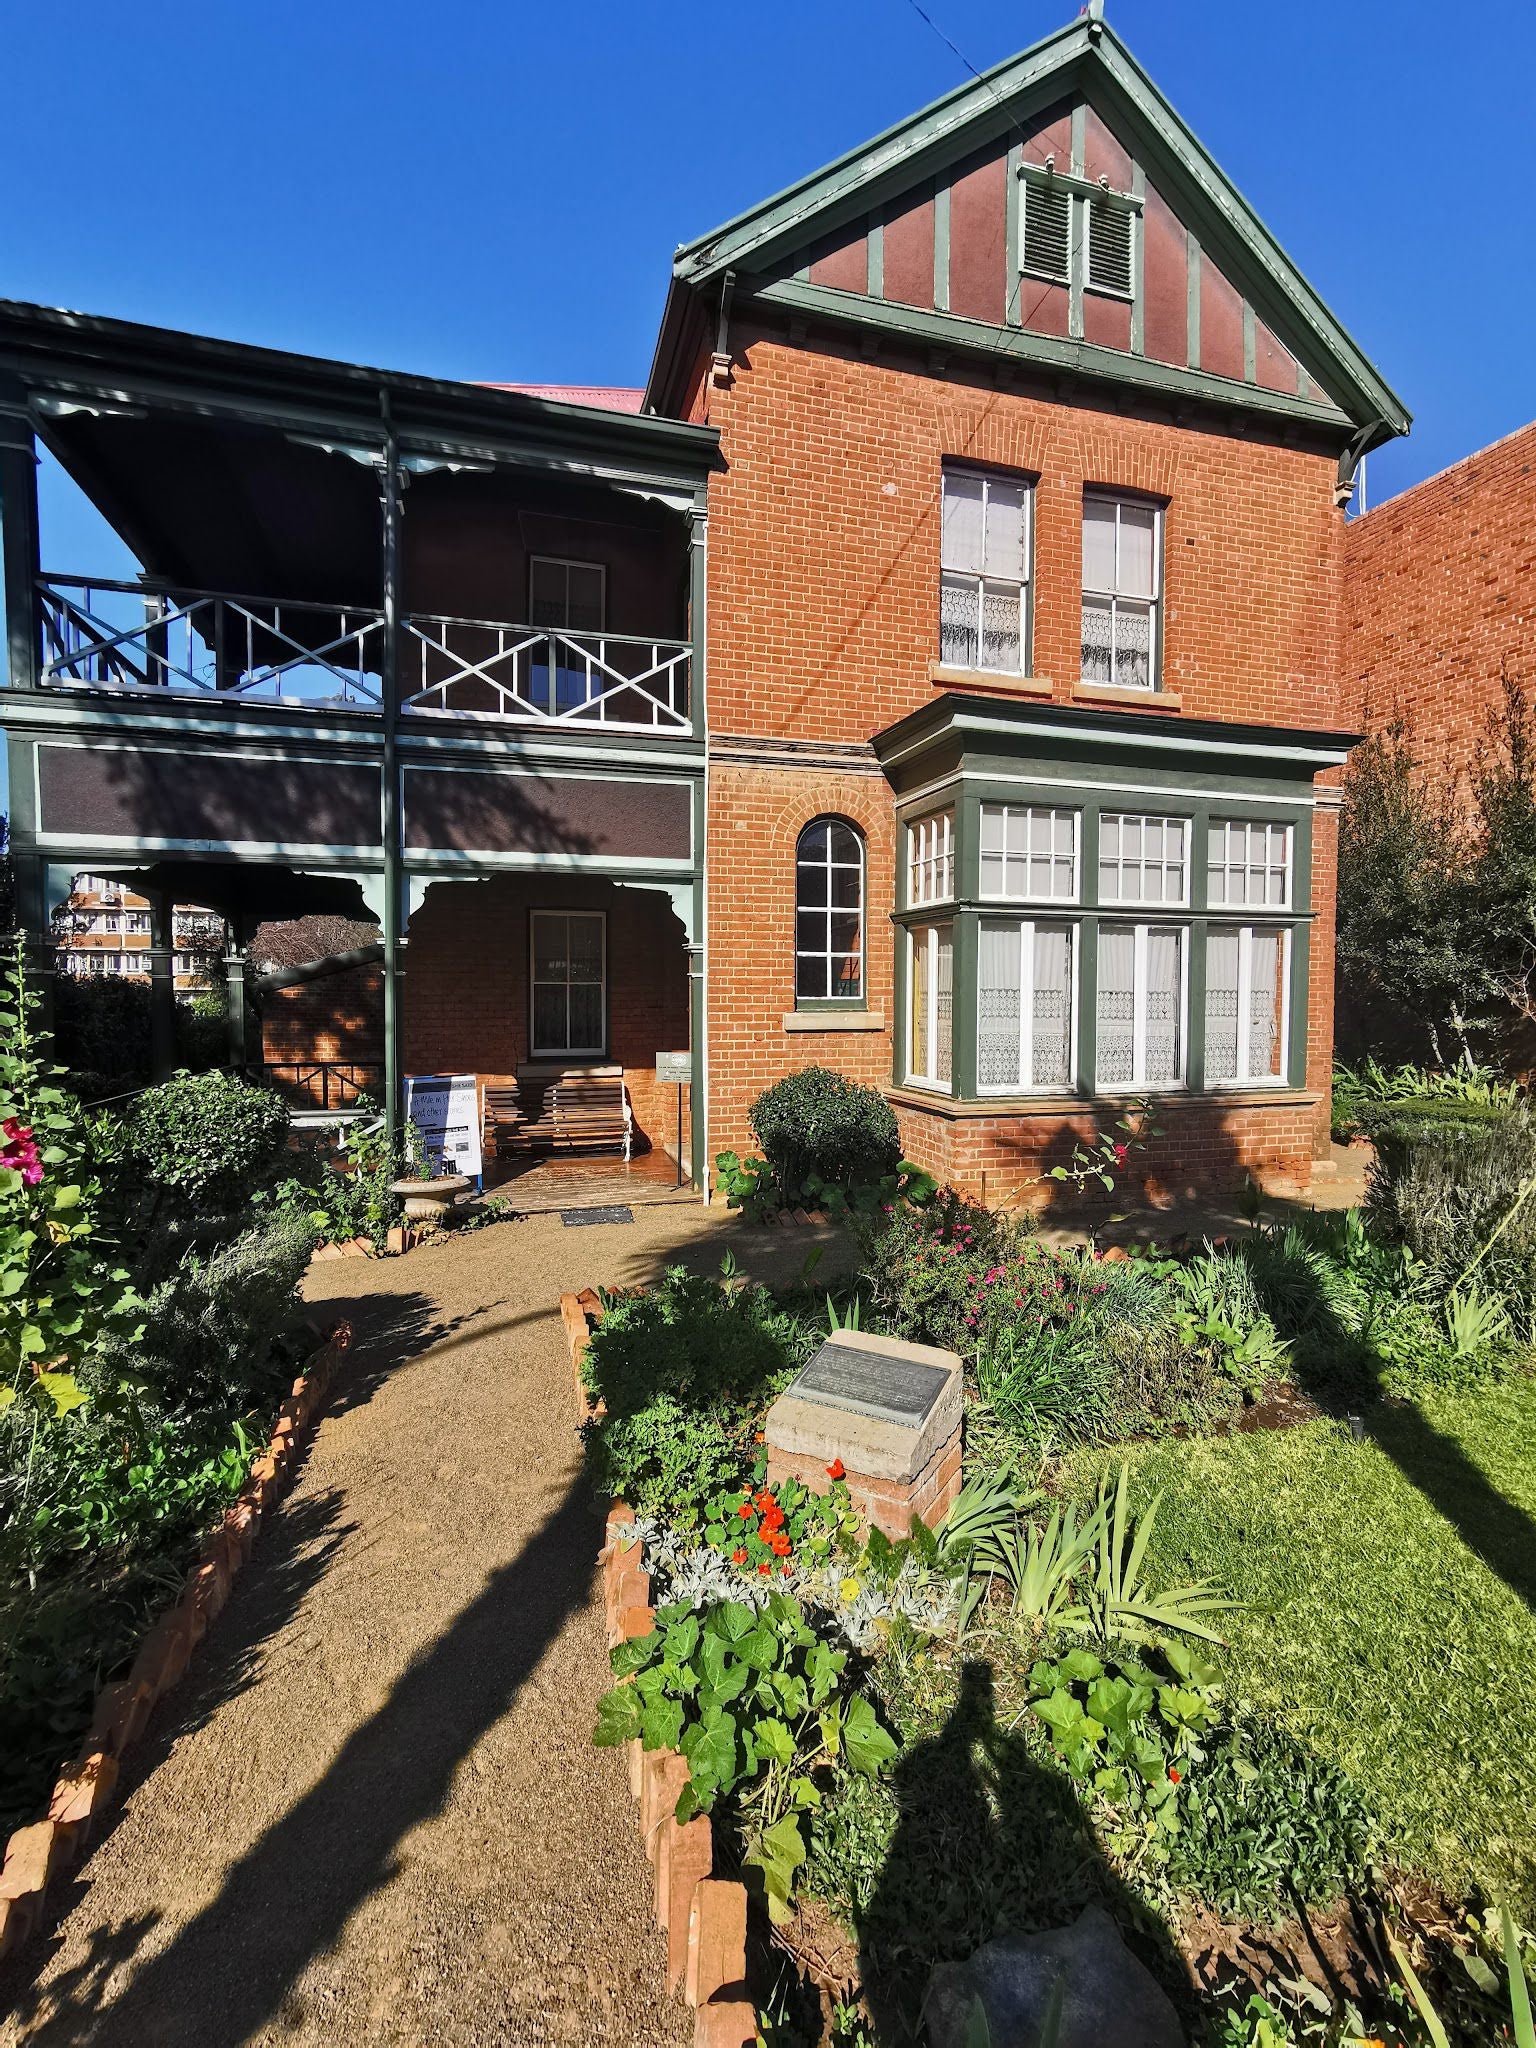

{"left": 0, "top": 1318, "right": 350, "bottom": 1962}
{"left": 568, "top": 1160, "right": 1536, "bottom": 2045}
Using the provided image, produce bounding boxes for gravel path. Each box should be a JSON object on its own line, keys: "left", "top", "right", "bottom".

{"left": 1, "top": 1203, "right": 835, "bottom": 2048}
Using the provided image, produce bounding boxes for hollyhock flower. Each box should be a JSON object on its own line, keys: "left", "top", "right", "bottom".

{"left": 1, "top": 1118, "right": 43, "bottom": 1187}
{"left": 826, "top": 1458, "right": 845, "bottom": 1481}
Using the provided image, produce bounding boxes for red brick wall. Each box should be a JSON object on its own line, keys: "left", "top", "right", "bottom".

{"left": 401, "top": 875, "right": 689, "bottom": 1153}
{"left": 263, "top": 969, "right": 383, "bottom": 1069}
{"left": 704, "top": 328, "right": 1347, "bottom": 739}
{"left": 700, "top": 329, "right": 1345, "bottom": 1189}
{"left": 891, "top": 1094, "right": 1319, "bottom": 1208}
{"left": 1343, "top": 419, "right": 1536, "bottom": 793}
{"left": 707, "top": 759, "right": 895, "bottom": 1166}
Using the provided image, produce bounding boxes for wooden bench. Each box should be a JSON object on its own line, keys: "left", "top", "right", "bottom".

{"left": 482, "top": 1083, "right": 525, "bottom": 1162}
{"left": 512, "top": 1066, "right": 633, "bottom": 1158}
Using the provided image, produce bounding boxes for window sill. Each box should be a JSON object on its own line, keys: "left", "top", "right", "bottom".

{"left": 930, "top": 660, "right": 1052, "bottom": 697}
{"left": 1072, "top": 681, "right": 1182, "bottom": 710}
{"left": 887, "top": 1084, "right": 1320, "bottom": 1117}
{"left": 783, "top": 1008, "right": 886, "bottom": 1033}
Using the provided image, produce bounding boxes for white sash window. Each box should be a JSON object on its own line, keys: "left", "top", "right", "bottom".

{"left": 1096, "top": 923, "right": 1186, "bottom": 1089}
{"left": 908, "top": 924, "right": 954, "bottom": 1089}
{"left": 1205, "top": 926, "right": 1289, "bottom": 1085}
{"left": 978, "top": 920, "right": 1075, "bottom": 1092}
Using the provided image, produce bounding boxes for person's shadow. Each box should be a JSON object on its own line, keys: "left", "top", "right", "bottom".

{"left": 857, "top": 1661, "right": 1184, "bottom": 2045}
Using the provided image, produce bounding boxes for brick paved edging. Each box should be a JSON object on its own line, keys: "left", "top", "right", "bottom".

{"left": 562, "top": 1290, "right": 757, "bottom": 2048}
{"left": 0, "top": 1320, "right": 354, "bottom": 1963}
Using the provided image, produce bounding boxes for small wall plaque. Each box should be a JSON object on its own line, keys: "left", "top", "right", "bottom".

{"left": 791, "top": 1339, "right": 951, "bottom": 1428}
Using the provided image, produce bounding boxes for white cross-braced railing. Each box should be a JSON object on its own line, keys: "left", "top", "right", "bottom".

{"left": 400, "top": 614, "right": 691, "bottom": 730}
{"left": 38, "top": 578, "right": 384, "bottom": 709}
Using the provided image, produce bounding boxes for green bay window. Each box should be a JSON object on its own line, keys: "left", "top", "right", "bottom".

{"left": 890, "top": 742, "right": 1316, "bottom": 1110}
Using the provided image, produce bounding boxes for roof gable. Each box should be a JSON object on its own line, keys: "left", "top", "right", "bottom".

{"left": 651, "top": 17, "right": 1408, "bottom": 444}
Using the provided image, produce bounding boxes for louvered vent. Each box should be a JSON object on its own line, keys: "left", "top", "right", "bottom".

{"left": 1088, "top": 201, "right": 1133, "bottom": 296}
{"left": 1022, "top": 182, "right": 1072, "bottom": 282}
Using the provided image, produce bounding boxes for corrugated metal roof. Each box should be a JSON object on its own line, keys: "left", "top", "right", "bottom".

{"left": 482, "top": 382, "right": 645, "bottom": 414}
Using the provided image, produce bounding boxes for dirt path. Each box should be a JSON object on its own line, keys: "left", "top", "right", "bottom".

{"left": 2, "top": 1203, "right": 835, "bottom": 2048}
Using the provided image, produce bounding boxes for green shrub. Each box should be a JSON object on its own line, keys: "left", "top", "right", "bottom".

{"left": 130, "top": 1069, "right": 290, "bottom": 1213}
{"left": 594, "top": 1592, "right": 897, "bottom": 1921}
{"left": 748, "top": 1067, "right": 901, "bottom": 1200}
{"left": 1166, "top": 1713, "right": 1375, "bottom": 1920}
{"left": 91, "top": 1208, "right": 317, "bottom": 1418}
{"left": 0, "top": 940, "right": 142, "bottom": 1424}
{"left": 1366, "top": 1112, "right": 1536, "bottom": 1328}
{"left": 580, "top": 1269, "right": 819, "bottom": 1519}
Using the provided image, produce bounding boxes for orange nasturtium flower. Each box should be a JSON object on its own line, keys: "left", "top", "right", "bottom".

{"left": 826, "top": 1458, "right": 846, "bottom": 1481}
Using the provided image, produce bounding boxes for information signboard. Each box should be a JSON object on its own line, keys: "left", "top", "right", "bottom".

{"left": 405, "top": 1073, "right": 483, "bottom": 1181}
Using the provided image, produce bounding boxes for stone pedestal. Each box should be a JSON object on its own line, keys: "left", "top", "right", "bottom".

{"left": 764, "top": 1329, "right": 963, "bottom": 1538}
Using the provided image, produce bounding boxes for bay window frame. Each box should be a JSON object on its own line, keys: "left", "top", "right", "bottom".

{"left": 894, "top": 791, "right": 1312, "bottom": 1107}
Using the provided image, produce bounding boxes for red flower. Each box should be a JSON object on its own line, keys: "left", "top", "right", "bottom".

{"left": 757, "top": 1562, "right": 772, "bottom": 1576}
{"left": 826, "top": 1458, "right": 846, "bottom": 1481}
{"left": 731, "top": 1548, "right": 747, "bottom": 1565}
{"left": 737, "top": 1500, "right": 754, "bottom": 1519}
{"left": 1168, "top": 1766, "right": 1181, "bottom": 1784}
{"left": 780, "top": 1561, "right": 793, "bottom": 1574}
{"left": 1112, "top": 1141, "right": 1130, "bottom": 1165}
{"left": 770, "top": 1531, "right": 792, "bottom": 1556}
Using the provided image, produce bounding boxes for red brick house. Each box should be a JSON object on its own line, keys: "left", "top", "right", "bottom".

{"left": 1344, "top": 417, "right": 1536, "bottom": 796}
{"left": 0, "top": 11, "right": 1409, "bottom": 1202}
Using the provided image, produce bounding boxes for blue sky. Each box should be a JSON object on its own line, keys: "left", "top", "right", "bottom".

{"left": 2, "top": 0, "right": 1531, "bottom": 564}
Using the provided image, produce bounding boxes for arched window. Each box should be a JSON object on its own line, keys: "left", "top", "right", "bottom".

{"left": 795, "top": 816, "right": 865, "bottom": 1001}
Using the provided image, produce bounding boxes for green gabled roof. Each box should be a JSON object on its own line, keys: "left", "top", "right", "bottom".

{"left": 647, "top": 14, "right": 1409, "bottom": 443}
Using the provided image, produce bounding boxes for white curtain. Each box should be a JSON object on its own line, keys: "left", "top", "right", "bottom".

{"left": 1204, "top": 929, "right": 1241, "bottom": 1083}
{"left": 1146, "top": 927, "right": 1183, "bottom": 1085}
{"left": 1096, "top": 925, "right": 1136, "bottom": 1087}
{"left": 941, "top": 471, "right": 984, "bottom": 571}
{"left": 1248, "top": 929, "right": 1284, "bottom": 1079}
{"left": 1031, "top": 925, "right": 1073, "bottom": 1088}
{"left": 978, "top": 922, "right": 1022, "bottom": 1088}
{"left": 935, "top": 927, "right": 954, "bottom": 1085}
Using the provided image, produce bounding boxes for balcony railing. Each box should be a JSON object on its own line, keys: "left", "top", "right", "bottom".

{"left": 39, "top": 578, "right": 384, "bottom": 708}
{"left": 401, "top": 614, "right": 690, "bottom": 730}
{"left": 35, "top": 577, "right": 693, "bottom": 732}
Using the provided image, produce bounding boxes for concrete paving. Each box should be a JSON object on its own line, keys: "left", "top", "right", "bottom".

{"left": 0, "top": 1204, "right": 836, "bottom": 2048}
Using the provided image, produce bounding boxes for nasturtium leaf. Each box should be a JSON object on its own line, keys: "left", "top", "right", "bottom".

{"left": 641, "top": 1697, "right": 685, "bottom": 1753}
{"left": 592, "top": 1686, "right": 642, "bottom": 1747}
{"left": 842, "top": 1694, "right": 898, "bottom": 1777}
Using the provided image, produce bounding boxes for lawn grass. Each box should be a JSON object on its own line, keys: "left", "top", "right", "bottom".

{"left": 1076, "top": 1374, "right": 1536, "bottom": 1916}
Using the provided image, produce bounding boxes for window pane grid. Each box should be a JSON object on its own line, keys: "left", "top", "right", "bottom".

{"left": 941, "top": 468, "right": 1030, "bottom": 674}
{"left": 1098, "top": 813, "right": 1188, "bottom": 907}
{"left": 1207, "top": 820, "right": 1293, "bottom": 910}
{"left": 980, "top": 803, "right": 1079, "bottom": 902}
{"left": 796, "top": 818, "right": 865, "bottom": 1001}
{"left": 909, "top": 809, "right": 955, "bottom": 907}
{"left": 1082, "top": 495, "right": 1160, "bottom": 692}
{"left": 530, "top": 910, "right": 606, "bottom": 1057}
{"left": 1095, "top": 923, "right": 1185, "bottom": 1090}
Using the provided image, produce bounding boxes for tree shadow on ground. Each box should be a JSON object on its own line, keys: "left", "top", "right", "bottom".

{"left": 4, "top": 1474, "right": 597, "bottom": 2048}
{"left": 856, "top": 1661, "right": 1186, "bottom": 2046}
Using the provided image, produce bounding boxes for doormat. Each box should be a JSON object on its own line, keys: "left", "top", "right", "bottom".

{"left": 560, "top": 1205, "right": 635, "bottom": 1227}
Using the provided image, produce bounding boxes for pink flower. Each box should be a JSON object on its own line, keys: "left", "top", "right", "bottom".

{"left": 1, "top": 1118, "right": 43, "bottom": 1188}
{"left": 1113, "top": 1141, "right": 1130, "bottom": 1165}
